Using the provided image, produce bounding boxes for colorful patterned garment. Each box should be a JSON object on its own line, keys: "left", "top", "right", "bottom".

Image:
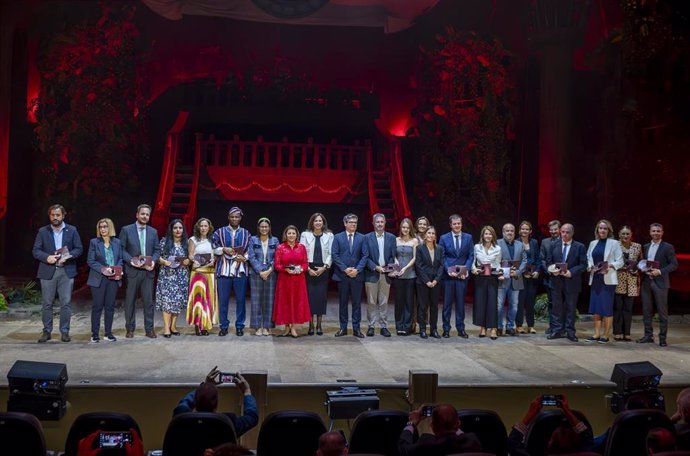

{"left": 186, "top": 266, "right": 218, "bottom": 329}
{"left": 212, "top": 226, "right": 251, "bottom": 277}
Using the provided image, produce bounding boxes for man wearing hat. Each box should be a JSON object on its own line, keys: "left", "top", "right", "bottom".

{"left": 212, "top": 207, "right": 251, "bottom": 336}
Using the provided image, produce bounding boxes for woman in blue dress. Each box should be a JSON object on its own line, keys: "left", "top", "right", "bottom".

{"left": 585, "top": 219, "right": 624, "bottom": 343}
{"left": 156, "top": 219, "right": 190, "bottom": 338}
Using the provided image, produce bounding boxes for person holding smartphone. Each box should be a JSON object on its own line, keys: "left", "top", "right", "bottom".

{"left": 173, "top": 367, "right": 259, "bottom": 438}
{"left": 77, "top": 428, "right": 144, "bottom": 456}
{"left": 398, "top": 403, "right": 482, "bottom": 455}
{"left": 507, "top": 393, "right": 593, "bottom": 456}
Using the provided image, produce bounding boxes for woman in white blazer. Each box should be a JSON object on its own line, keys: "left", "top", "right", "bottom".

{"left": 300, "top": 213, "right": 334, "bottom": 335}
{"left": 586, "top": 219, "right": 624, "bottom": 343}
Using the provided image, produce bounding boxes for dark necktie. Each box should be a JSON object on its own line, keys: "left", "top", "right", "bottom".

{"left": 348, "top": 234, "right": 353, "bottom": 253}
{"left": 454, "top": 235, "right": 460, "bottom": 254}
{"left": 562, "top": 243, "right": 569, "bottom": 260}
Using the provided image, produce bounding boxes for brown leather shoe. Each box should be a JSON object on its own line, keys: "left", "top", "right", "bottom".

{"left": 126, "top": 330, "right": 134, "bottom": 338}
{"left": 145, "top": 331, "right": 157, "bottom": 339}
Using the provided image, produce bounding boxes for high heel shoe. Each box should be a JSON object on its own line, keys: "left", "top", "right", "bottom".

{"left": 290, "top": 328, "right": 299, "bottom": 338}
{"left": 163, "top": 333, "right": 172, "bottom": 338}
{"left": 308, "top": 321, "right": 315, "bottom": 336}
{"left": 170, "top": 329, "right": 181, "bottom": 336}
{"left": 490, "top": 329, "right": 497, "bottom": 340}
{"left": 316, "top": 325, "right": 323, "bottom": 336}
{"left": 195, "top": 325, "right": 201, "bottom": 336}
{"left": 201, "top": 330, "right": 209, "bottom": 336}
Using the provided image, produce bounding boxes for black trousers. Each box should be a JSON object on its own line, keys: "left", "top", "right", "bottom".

{"left": 516, "top": 277, "right": 538, "bottom": 328}
{"left": 472, "top": 275, "right": 498, "bottom": 328}
{"left": 91, "top": 279, "right": 118, "bottom": 337}
{"left": 613, "top": 294, "right": 634, "bottom": 336}
{"left": 416, "top": 282, "right": 440, "bottom": 331}
{"left": 641, "top": 279, "right": 668, "bottom": 338}
{"left": 394, "top": 279, "right": 415, "bottom": 332}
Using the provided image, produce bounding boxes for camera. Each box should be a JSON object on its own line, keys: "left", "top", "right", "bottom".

{"left": 541, "top": 394, "right": 563, "bottom": 406}
{"left": 421, "top": 405, "right": 434, "bottom": 417}
{"left": 98, "top": 431, "right": 132, "bottom": 449}
{"left": 220, "top": 372, "right": 237, "bottom": 384}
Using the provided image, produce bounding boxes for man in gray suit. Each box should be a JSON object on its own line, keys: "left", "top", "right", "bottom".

{"left": 497, "top": 223, "right": 527, "bottom": 336}
{"left": 363, "top": 213, "right": 396, "bottom": 337}
{"left": 637, "top": 223, "right": 678, "bottom": 347}
{"left": 119, "top": 204, "right": 160, "bottom": 338}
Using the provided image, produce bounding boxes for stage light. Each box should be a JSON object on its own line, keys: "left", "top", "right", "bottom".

{"left": 609, "top": 361, "right": 665, "bottom": 414}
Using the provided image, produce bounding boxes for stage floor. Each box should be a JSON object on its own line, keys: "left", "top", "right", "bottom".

{"left": 1, "top": 297, "right": 688, "bottom": 387}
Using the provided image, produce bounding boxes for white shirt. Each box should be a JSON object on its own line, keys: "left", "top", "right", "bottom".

{"left": 376, "top": 232, "right": 386, "bottom": 266}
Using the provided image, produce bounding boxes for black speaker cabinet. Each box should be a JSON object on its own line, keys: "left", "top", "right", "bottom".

{"left": 610, "top": 361, "right": 662, "bottom": 394}
{"left": 7, "top": 394, "right": 67, "bottom": 420}
{"left": 7, "top": 360, "right": 68, "bottom": 397}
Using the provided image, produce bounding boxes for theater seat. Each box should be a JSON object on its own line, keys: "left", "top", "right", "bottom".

{"left": 458, "top": 408, "right": 508, "bottom": 456}
{"left": 654, "top": 452, "right": 690, "bottom": 456}
{"left": 162, "top": 412, "right": 237, "bottom": 456}
{"left": 0, "top": 412, "right": 46, "bottom": 456}
{"left": 604, "top": 409, "right": 676, "bottom": 456}
{"left": 348, "top": 410, "right": 408, "bottom": 456}
{"left": 524, "top": 409, "right": 592, "bottom": 456}
{"left": 256, "top": 410, "right": 327, "bottom": 456}
{"left": 64, "top": 412, "right": 142, "bottom": 456}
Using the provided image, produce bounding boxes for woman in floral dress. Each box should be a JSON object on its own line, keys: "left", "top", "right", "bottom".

{"left": 155, "top": 219, "right": 190, "bottom": 338}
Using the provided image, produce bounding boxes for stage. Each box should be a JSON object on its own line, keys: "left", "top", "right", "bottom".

{"left": 1, "top": 296, "right": 688, "bottom": 387}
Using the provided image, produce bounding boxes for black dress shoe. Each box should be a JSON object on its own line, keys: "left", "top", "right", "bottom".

{"left": 170, "top": 331, "right": 181, "bottom": 336}
{"left": 353, "top": 330, "right": 365, "bottom": 339}
{"left": 547, "top": 332, "right": 563, "bottom": 340}
{"left": 442, "top": 331, "right": 450, "bottom": 338}
{"left": 366, "top": 327, "right": 375, "bottom": 337}
{"left": 458, "top": 330, "right": 469, "bottom": 339}
{"left": 236, "top": 328, "right": 244, "bottom": 337}
{"left": 636, "top": 335, "right": 654, "bottom": 343}
{"left": 430, "top": 330, "right": 441, "bottom": 339}
{"left": 334, "top": 329, "right": 347, "bottom": 337}
{"left": 307, "top": 327, "right": 315, "bottom": 336}
{"left": 497, "top": 328, "right": 504, "bottom": 337}
{"left": 567, "top": 334, "right": 579, "bottom": 342}
{"left": 381, "top": 328, "right": 392, "bottom": 337}
{"left": 219, "top": 328, "right": 228, "bottom": 336}
{"left": 420, "top": 331, "right": 428, "bottom": 339}
{"left": 316, "top": 327, "right": 323, "bottom": 336}
{"left": 659, "top": 339, "right": 668, "bottom": 347}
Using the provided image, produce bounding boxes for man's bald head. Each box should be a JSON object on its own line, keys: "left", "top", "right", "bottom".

{"left": 431, "top": 404, "right": 461, "bottom": 435}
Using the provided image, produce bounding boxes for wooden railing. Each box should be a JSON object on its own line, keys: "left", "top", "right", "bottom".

{"left": 199, "top": 135, "right": 368, "bottom": 172}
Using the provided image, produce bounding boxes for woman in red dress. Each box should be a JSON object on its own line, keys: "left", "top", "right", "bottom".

{"left": 272, "top": 225, "right": 311, "bottom": 338}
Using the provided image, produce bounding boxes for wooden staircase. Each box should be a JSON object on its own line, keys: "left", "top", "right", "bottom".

{"left": 371, "top": 169, "right": 397, "bottom": 230}
{"left": 168, "top": 165, "right": 195, "bottom": 222}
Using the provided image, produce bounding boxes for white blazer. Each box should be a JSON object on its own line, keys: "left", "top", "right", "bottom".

{"left": 586, "top": 238, "right": 624, "bottom": 285}
{"left": 300, "top": 231, "right": 334, "bottom": 267}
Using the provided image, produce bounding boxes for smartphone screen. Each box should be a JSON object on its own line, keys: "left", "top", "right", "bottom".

{"left": 99, "top": 431, "right": 132, "bottom": 449}
{"left": 541, "top": 395, "right": 560, "bottom": 406}
{"left": 220, "top": 372, "right": 236, "bottom": 383}
{"left": 422, "top": 405, "right": 434, "bottom": 417}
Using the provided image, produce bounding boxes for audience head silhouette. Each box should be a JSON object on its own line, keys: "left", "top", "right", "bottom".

{"left": 317, "top": 431, "right": 347, "bottom": 456}
{"left": 431, "top": 403, "right": 461, "bottom": 435}
{"left": 646, "top": 427, "right": 676, "bottom": 454}
{"left": 195, "top": 381, "right": 219, "bottom": 412}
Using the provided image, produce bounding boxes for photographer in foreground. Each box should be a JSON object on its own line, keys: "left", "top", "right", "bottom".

{"left": 398, "top": 403, "right": 482, "bottom": 456}
{"left": 508, "top": 394, "right": 593, "bottom": 456}
{"left": 173, "top": 367, "right": 259, "bottom": 438}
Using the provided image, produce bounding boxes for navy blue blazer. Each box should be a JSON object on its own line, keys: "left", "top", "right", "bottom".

{"left": 546, "top": 239, "right": 587, "bottom": 293}
{"left": 247, "top": 235, "right": 280, "bottom": 274}
{"left": 438, "top": 231, "right": 474, "bottom": 280}
{"left": 118, "top": 223, "right": 161, "bottom": 278}
{"left": 523, "top": 238, "right": 541, "bottom": 274}
{"left": 331, "top": 231, "right": 368, "bottom": 282}
{"left": 415, "top": 244, "right": 445, "bottom": 285}
{"left": 364, "top": 231, "right": 397, "bottom": 283}
{"left": 86, "top": 237, "right": 123, "bottom": 287}
{"left": 32, "top": 223, "right": 83, "bottom": 279}
{"left": 642, "top": 241, "right": 678, "bottom": 289}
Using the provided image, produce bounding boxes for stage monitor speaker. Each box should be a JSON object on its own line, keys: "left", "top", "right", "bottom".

{"left": 610, "top": 361, "right": 662, "bottom": 394}
{"left": 7, "top": 360, "right": 68, "bottom": 397}
{"left": 7, "top": 394, "right": 67, "bottom": 421}
{"left": 326, "top": 388, "right": 379, "bottom": 419}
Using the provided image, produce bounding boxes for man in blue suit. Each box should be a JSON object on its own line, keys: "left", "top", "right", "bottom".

{"left": 438, "top": 214, "right": 474, "bottom": 338}
{"left": 331, "top": 213, "right": 369, "bottom": 338}
{"left": 545, "top": 223, "right": 587, "bottom": 342}
{"left": 32, "top": 204, "right": 83, "bottom": 343}
{"left": 119, "top": 204, "right": 161, "bottom": 339}
{"left": 363, "top": 213, "right": 396, "bottom": 337}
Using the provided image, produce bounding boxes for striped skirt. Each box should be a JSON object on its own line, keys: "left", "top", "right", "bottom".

{"left": 186, "top": 266, "right": 218, "bottom": 330}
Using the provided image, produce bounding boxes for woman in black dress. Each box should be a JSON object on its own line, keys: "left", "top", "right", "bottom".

{"left": 300, "top": 213, "right": 334, "bottom": 335}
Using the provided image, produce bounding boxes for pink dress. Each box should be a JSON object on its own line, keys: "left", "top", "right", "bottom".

{"left": 272, "top": 242, "right": 311, "bottom": 325}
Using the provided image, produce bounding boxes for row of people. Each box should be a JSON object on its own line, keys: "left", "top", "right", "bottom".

{"left": 32, "top": 204, "right": 677, "bottom": 345}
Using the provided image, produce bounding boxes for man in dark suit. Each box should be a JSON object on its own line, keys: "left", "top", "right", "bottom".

{"left": 398, "top": 403, "right": 482, "bottom": 456}
{"left": 546, "top": 223, "right": 587, "bottom": 342}
{"left": 540, "top": 219, "right": 561, "bottom": 335}
{"left": 363, "top": 213, "right": 396, "bottom": 337}
{"left": 637, "top": 223, "right": 678, "bottom": 347}
{"left": 437, "top": 214, "right": 474, "bottom": 338}
{"left": 32, "top": 204, "right": 83, "bottom": 343}
{"left": 331, "top": 213, "right": 369, "bottom": 338}
{"left": 119, "top": 204, "right": 161, "bottom": 338}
